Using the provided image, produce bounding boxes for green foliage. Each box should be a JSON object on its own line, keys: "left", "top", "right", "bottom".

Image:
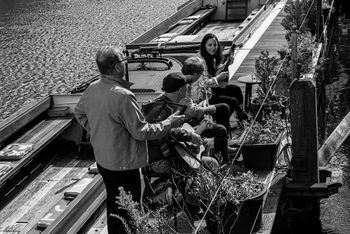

{"left": 190, "top": 169, "right": 264, "bottom": 233}
{"left": 254, "top": 50, "right": 280, "bottom": 101}
{"left": 278, "top": 31, "right": 316, "bottom": 79}
{"left": 112, "top": 187, "right": 177, "bottom": 234}
{"left": 191, "top": 168, "right": 265, "bottom": 213}
{"left": 297, "top": 32, "right": 315, "bottom": 74}
{"left": 281, "top": 0, "right": 315, "bottom": 41}
{"left": 244, "top": 112, "right": 285, "bottom": 144}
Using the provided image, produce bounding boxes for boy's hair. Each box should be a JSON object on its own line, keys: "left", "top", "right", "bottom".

{"left": 181, "top": 57, "right": 204, "bottom": 75}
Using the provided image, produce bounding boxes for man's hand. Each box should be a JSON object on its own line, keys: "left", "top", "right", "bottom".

{"left": 167, "top": 111, "right": 185, "bottom": 128}
{"left": 189, "top": 132, "right": 203, "bottom": 146}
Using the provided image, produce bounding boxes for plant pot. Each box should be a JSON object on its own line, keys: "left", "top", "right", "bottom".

{"left": 205, "top": 203, "right": 238, "bottom": 234}
{"left": 230, "top": 186, "right": 267, "bottom": 233}
{"left": 251, "top": 95, "right": 289, "bottom": 122}
{"left": 241, "top": 133, "right": 282, "bottom": 171}
{"left": 205, "top": 186, "right": 267, "bottom": 234}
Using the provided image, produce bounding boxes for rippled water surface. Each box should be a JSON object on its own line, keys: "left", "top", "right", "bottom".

{"left": 321, "top": 16, "right": 350, "bottom": 234}
{"left": 0, "top": 0, "right": 187, "bottom": 120}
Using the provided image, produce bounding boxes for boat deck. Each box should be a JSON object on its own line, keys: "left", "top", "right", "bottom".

{"left": 229, "top": 0, "right": 288, "bottom": 100}
{"left": 194, "top": 21, "right": 241, "bottom": 41}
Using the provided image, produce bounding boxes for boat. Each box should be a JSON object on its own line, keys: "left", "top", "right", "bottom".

{"left": 0, "top": 0, "right": 290, "bottom": 233}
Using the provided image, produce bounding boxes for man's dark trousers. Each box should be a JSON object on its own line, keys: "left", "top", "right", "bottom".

{"left": 97, "top": 164, "right": 141, "bottom": 234}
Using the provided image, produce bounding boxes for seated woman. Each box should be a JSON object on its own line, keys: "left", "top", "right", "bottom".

{"left": 192, "top": 33, "right": 249, "bottom": 124}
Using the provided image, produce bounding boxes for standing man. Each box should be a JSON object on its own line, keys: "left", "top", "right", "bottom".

{"left": 74, "top": 46, "right": 183, "bottom": 234}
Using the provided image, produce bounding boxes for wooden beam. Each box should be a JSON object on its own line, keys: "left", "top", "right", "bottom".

{"left": 42, "top": 175, "right": 105, "bottom": 234}
{"left": 318, "top": 111, "right": 350, "bottom": 166}
{"left": 0, "top": 96, "right": 51, "bottom": 145}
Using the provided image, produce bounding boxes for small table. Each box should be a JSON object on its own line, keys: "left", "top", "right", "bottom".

{"left": 237, "top": 74, "right": 261, "bottom": 112}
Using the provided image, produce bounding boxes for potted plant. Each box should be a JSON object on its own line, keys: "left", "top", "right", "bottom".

{"left": 113, "top": 187, "right": 179, "bottom": 234}
{"left": 190, "top": 168, "right": 266, "bottom": 234}
{"left": 251, "top": 50, "right": 289, "bottom": 122}
{"left": 241, "top": 112, "right": 285, "bottom": 171}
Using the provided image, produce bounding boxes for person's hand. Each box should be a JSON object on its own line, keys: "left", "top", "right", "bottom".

{"left": 189, "top": 132, "right": 203, "bottom": 146}
{"left": 237, "top": 42, "right": 243, "bottom": 48}
{"left": 167, "top": 111, "right": 185, "bottom": 128}
{"left": 217, "top": 72, "right": 229, "bottom": 82}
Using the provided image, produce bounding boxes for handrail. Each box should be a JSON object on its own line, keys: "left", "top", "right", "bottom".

{"left": 128, "top": 57, "right": 173, "bottom": 70}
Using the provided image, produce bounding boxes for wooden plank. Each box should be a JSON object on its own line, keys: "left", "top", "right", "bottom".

{"left": 0, "top": 96, "right": 51, "bottom": 145}
{"left": 231, "top": 1, "right": 288, "bottom": 102}
{"left": 86, "top": 211, "right": 107, "bottom": 232}
{"left": 1, "top": 223, "right": 26, "bottom": 233}
{"left": 18, "top": 169, "right": 94, "bottom": 233}
{"left": 318, "top": 110, "right": 350, "bottom": 166}
{"left": 167, "top": 8, "right": 216, "bottom": 36}
{"left": 0, "top": 118, "right": 72, "bottom": 187}
{"left": 0, "top": 159, "right": 81, "bottom": 231}
{"left": 260, "top": 173, "right": 287, "bottom": 234}
{"left": 37, "top": 199, "right": 70, "bottom": 229}
{"left": 129, "top": 0, "right": 202, "bottom": 44}
{"left": 42, "top": 175, "right": 105, "bottom": 234}
{"left": 0, "top": 151, "right": 81, "bottom": 230}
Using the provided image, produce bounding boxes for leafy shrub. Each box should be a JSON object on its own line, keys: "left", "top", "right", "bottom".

{"left": 112, "top": 187, "right": 177, "bottom": 234}
{"left": 244, "top": 112, "right": 285, "bottom": 144}
{"left": 254, "top": 50, "right": 280, "bottom": 102}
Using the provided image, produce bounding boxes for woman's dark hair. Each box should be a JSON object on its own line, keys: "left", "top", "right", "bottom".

{"left": 199, "top": 33, "right": 223, "bottom": 76}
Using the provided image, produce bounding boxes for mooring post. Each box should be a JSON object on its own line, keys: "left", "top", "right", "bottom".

{"left": 290, "top": 78, "right": 319, "bottom": 184}
{"left": 287, "top": 77, "right": 321, "bottom": 231}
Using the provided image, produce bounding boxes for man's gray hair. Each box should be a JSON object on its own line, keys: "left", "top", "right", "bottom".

{"left": 96, "top": 46, "right": 122, "bottom": 75}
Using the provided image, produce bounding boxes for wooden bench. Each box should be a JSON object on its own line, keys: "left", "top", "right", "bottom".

{"left": 0, "top": 96, "right": 73, "bottom": 187}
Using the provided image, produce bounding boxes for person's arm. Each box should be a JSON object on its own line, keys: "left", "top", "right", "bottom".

{"left": 170, "top": 128, "right": 191, "bottom": 142}
{"left": 200, "top": 57, "right": 229, "bottom": 85}
{"left": 171, "top": 128, "right": 202, "bottom": 146}
{"left": 201, "top": 105, "right": 216, "bottom": 114}
{"left": 179, "top": 98, "right": 204, "bottom": 120}
{"left": 116, "top": 92, "right": 182, "bottom": 141}
{"left": 74, "top": 93, "right": 91, "bottom": 133}
{"left": 201, "top": 63, "right": 220, "bottom": 88}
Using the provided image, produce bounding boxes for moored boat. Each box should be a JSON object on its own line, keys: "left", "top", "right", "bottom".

{"left": 0, "top": 1, "right": 289, "bottom": 233}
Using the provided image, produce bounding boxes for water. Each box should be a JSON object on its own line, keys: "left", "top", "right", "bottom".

{"left": 320, "top": 15, "right": 350, "bottom": 234}
{"left": 0, "top": 0, "right": 187, "bottom": 121}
